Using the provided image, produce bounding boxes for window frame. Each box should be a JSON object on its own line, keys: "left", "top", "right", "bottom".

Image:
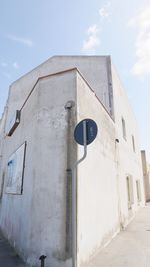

{"left": 126, "top": 175, "right": 134, "bottom": 209}
{"left": 132, "top": 135, "right": 135, "bottom": 152}
{"left": 122, "top": 117, "right": 127, "bottom": 140}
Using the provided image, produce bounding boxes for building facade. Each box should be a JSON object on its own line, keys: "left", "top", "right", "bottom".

{"left": 0, "top": 56, "right": 145, "bottom": 267}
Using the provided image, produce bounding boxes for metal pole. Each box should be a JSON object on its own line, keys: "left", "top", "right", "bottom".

{"left": 72, "top": 120, "right": 87, "bottom": 267}
{"left": 39, "top": 255, "right": 46, "bottom": 267}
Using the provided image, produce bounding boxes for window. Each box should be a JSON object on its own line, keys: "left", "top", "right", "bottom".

{"left": 136, "top": 180, "right": 141, "bottom": 203}
{"left": 132, "top": 135, "right": 135, "bottom": 152}
{"left": 126, "top": 176, "right": 134, "bottom": 209}
{"left": 122, "top": 117, "right": 126, "bottom": 140}
{"left": 6, "top": 142, "right": 26, "bottom": 194}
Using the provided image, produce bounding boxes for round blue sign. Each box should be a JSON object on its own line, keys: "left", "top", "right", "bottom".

{"left": 74, "top": 119, "right": 98, "bottom": 145}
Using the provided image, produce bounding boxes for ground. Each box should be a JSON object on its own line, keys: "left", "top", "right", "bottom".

{"left": 87, "top": 204, "right": 150, "bottom": 267}
{"left": 0, "top": 232, "right": 27, "bottom": 267}
{"left": 1, "top": 205, "right": 150, "bottom": 267}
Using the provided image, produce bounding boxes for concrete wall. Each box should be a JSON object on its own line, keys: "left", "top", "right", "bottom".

{"left": 111, "top": 64, "right": 145, "bottom": 225}
{"left": 6, "top": 56, "right": 114, "bottom": 131}
{"left": 76, "top": 73, "right": 119, "bottom": 267}
{"left": 75, "top": 62, "right": 145, "bottom": 267}
{"left": 0, "top": 70, "right": 77, "bottom": 267}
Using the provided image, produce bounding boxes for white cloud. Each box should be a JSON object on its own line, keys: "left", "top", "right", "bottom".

{"left": 99, "top": 2, "right": 111, "bottom": 19}
{"left": 129, "top": 6, "right": 150, "bottom": 76}
{"left": 82, "top": 24, "right": 100, "bottom": 54}
{"left": 6, "top": 34, "right": 33, "bottom": 47}
{"left": 13, "top": 62, "right": 19, "bottom": 69}
{"left": 87, "top": 24, "right": 99, "bottom": 35}
{"left": 82, "top": 3, "right": 111, "bottom": 54}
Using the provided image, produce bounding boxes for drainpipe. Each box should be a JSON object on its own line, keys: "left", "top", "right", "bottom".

{"left": 65, "top": 101, "right": 75, "bottom": 260}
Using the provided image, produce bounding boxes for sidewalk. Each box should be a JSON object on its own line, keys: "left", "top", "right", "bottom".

{"left": 88, "top": 204, "right": 150, "bottom": 267}
{"left": 0, "top": 232, "right": 27, "bottom": 267}
{"left": 0, "top": 206, "right": 150, "bottom": 267}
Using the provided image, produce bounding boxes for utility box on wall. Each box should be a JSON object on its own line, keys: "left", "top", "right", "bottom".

{"left": 6, "top": 110, "right": 21, "bottom": 136}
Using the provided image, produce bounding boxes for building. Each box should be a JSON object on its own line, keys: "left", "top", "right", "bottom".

{"left": 141, "top": 150, "right": 150, "bottom": 202}
{"left": 0, "top": 56, "right": 145, "bottom": 267}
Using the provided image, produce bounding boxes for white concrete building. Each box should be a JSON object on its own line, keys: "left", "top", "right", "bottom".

{"left": 141, "top": 150, "right": 150, "bottom": 202}
{"left": 0, "top": 56, "right": 145, "bottom": 267}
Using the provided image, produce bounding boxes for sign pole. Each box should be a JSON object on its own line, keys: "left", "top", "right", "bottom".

{"left": 72, "top": 118, "right": 97, "bottom": 267}
{"left": 72, "top": 120, "right": 87, "bottom": 267}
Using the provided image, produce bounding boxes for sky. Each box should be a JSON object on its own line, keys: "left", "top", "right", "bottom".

{"left": 0, "top": 0, "right": 150, "bottom": 159}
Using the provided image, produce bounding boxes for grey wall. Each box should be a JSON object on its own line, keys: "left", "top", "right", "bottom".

{"left": 76, "top": 72, "right": 119, "bottom": 267}
{"left": 6, "top": 56, "right": 113, "bottom": 132}
{"left": 111, "top": 63, "right": 145, "bottom": 226}
{"left": 0, "top": 70, "right": 77, "bottom": 267}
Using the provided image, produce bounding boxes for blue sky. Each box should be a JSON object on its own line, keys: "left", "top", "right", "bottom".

{"left": 0, "top": 0, "right": 150, "bottom": 159}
